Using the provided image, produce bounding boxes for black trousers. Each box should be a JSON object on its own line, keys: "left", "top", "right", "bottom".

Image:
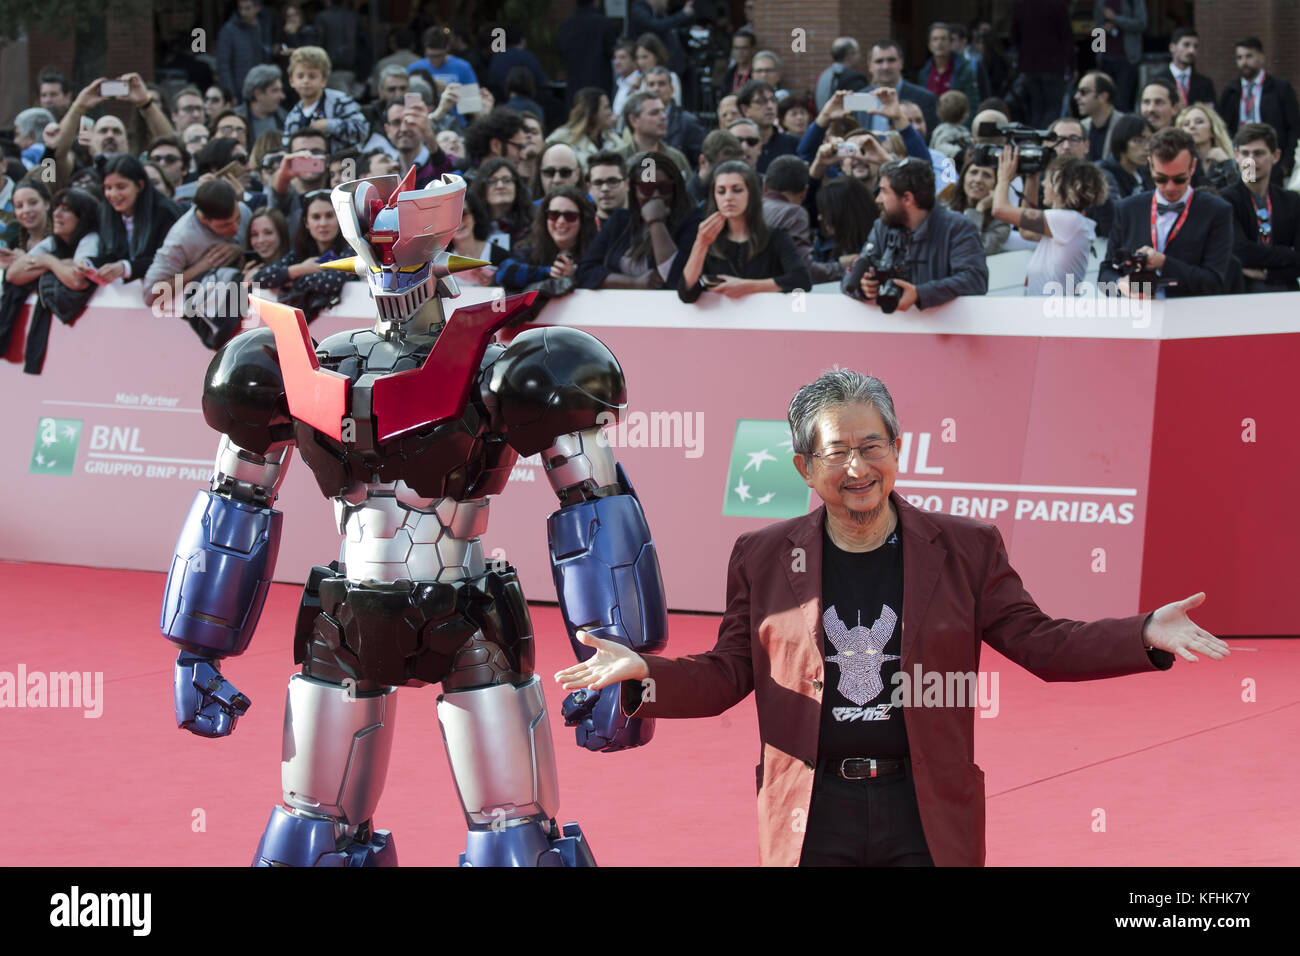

{"left": 798, "top": 760, "right": 935, "bottom": 867}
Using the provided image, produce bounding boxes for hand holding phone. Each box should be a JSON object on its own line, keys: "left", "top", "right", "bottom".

{"left": 100, "top": 80, "right": 130, "bottom": 98}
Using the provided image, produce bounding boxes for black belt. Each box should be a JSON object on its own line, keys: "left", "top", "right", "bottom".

{"left": 825, "top": 757, "right": 909, "bottom": 779}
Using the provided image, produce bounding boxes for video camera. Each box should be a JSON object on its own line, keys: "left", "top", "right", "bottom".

{"left": 1103, "top": 248, "right": 1178, "bottom": 293}
{"left": 857, "top": 226, "right": 912, "bottom": 314}
{"left": 972, "top": 122, "right": 1058, "bottom": 175}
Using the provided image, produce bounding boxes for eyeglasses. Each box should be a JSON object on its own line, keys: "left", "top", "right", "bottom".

{"left": 504, "top": 138, "right": 529, "bottom": 151}
{"left": 541, "top": 166, "right": 576, "bottom": 178}
{"left": 151, "top": 153, "right": 183, "bottom": 165}
{"left": 1053, "top": 134, "right": 1085, "bottom": 144}
{"left": 185, "top": 134, "right": 208, "bottom": 145}
{"left": 735, "top": 135, "right": 760, "bottom": 147}
{"left": 546, "top": 209, "right": 580, "bottom": 222}
{"left": 589, "top": 176, "right": 623, "bottom": 189}
{"left": 809, "top": 441, "right": 894, "bottom": 467}
{"left": 216, "top": 123, "right": 245, "bottom": 136}
{"left": 485, "top": 175, "right": 515, "bottom": 187}
{"left": 1152, "top": 172, "right": 1191, "bottom": 185}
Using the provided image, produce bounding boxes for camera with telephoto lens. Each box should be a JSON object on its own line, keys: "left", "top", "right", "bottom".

{"left": 971, "top": 122, "right": 1058, "bottom": 175}
{"left": 863, "top": 226, "right": 912, "bottom": 314}
{"left": 1103, "top": 248, "right": 1178, "bottom": 292}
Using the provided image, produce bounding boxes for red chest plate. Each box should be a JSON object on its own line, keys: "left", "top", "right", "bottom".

{"left": 251, "top": 292, "right": 537, "bottom": 442}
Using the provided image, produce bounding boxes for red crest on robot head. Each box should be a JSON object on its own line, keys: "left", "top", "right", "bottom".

{"left": 385, "top": 166, "right": 419, "bottom": 209}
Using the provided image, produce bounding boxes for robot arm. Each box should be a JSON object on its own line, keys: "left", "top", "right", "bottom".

{"left": 161, "top": 326, "right": 297, "bottom": 737}
{"left": 482, "top": 324, "right": 668, "bottom": 753}
{"left": 544, "top": 430, "right": 668, "bottom": 752}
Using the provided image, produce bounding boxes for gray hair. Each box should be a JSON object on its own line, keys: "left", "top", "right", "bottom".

{"left": 14, "top": 107, "right": 54, "bottom": 139}
{"left": 407, "top": 74, "right": 434, "bottom": 105}
{"left": 831, "top": 37, "right": 859, "bottom": 62}
{"left": 242, "top": 64, "right": 282, "bottom": 102}
{"left": 622, "top": 90, "right": 656, "bottom": 123}
{"left": 754, "top": 50, "right": 783, "bottom": 70}
{"left": 379, "top": 64, "right": 410, "bottom": 86}
{"left": 645, "top": 65, "right": 672, "bottom": 80}
{"left": 788, "top": 370, "right": 901, "bottom": 455}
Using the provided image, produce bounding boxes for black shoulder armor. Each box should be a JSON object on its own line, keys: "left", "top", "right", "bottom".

{"left": 484, "top": 326, "right": 626, "bottom": 456}
{"left": 202, "top": 326, "right": 295, "bottom": 454}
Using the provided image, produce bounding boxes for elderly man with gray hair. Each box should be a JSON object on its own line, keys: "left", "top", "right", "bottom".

{"left": 12, "top": 107, "right": 56, "bottom": 169}
{"left": 557, "top": 368, "right": 1228, "bottom": 866}
{"left": 236, "top": 64, "right": 286, "bottom": 142}
{"left": 816, "top": 37, "right": 861, "bottom": 109}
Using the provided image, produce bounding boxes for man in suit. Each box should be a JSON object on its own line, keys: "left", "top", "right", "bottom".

{"left": 862, "top": 39, "right": 938, "bottom": 138}
{"left": 815, "top": 37, "right": 860, "bottom": 110}
{"left": 1092, "top": 0, "right": 1146, "bottom": 112}
{"left": 556, "top": 0, "right": 617, "bottom": 107}
{"left": 1220, "top": 122, "right": 1300, "bottom": 292}
{"left": 1218, "top": 37, "right": 1300, "bottom": 179}
{"left": 1077, "top": 71, "right": 1129, "bottom": 162}
{"left": 646, "top": 66, "right": 705, "bottom": 166}
{"left": 1100, "top": 126, "right": 1234, "bottom": 298}
{"left": 557, "top": 370, "right": 1228, "bottom": 866}
{"left": 1162, "top": 28, "right": 1216, "bottom": 110}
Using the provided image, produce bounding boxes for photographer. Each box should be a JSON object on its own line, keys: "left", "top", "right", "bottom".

{"left": 842, "top": 157, "right": 988, "bottom": 311}
{"left": 992, "top": 146, "right": 1107, "bottom": 294}
{"left": 1100, "top": 126, "right": 1233, "bottom": 298}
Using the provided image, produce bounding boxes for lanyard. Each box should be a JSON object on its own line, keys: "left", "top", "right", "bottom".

{"left": 1255, "top": 192, "right": 1273, "bottom": 245}
{"left": 1150, "top": 191, "right": 1193, "bottom": 252}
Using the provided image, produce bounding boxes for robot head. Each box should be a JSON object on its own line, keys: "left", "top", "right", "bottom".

{"left": 323, "top": 166, "right": 489, "bottom": 323}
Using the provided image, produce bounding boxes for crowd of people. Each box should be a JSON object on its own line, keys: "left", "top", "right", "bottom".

{"left": 2, "top": 1, "right": 1298, "bottom": 372}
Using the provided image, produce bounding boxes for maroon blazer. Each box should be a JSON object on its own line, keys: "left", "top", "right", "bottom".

{"left": 621, "top": 491, "right": 1173, "bottom": 866}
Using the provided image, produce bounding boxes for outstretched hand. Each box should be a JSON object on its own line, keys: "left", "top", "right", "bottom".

{"left": 554, "top": 630, "right": 649, "bottom": 691}
{"left": 1143, "top": 592, "right": 1231, "bottom": 662}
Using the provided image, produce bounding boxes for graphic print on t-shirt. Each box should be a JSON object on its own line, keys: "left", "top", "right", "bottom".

{"left": 823, "top": 603, "right": 901, "bottom": 706}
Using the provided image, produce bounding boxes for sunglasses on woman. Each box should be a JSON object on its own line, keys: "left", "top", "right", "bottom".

{"left": 635, "top": 179, "right": 675, "bottom": 198}
{"left": 546, "top": 209, "right": 580, "bottom": 223}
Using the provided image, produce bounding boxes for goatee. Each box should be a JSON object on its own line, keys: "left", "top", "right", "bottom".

{"left": 847, "top": 501, "right": 884, "bottom": 527}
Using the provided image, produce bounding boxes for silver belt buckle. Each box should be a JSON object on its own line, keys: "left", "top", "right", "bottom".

{"left": 841, "top": 758, "right": 877, "bottom": 779}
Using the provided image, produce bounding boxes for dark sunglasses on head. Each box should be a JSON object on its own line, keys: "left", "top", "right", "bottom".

{"left": 546, "top": 209, "right": 580, "bottom": 223}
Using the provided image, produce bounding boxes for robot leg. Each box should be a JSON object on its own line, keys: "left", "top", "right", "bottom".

{"left": 438, "top": 674, "right": 596, "bottom": 867}
{"left": 252, "top": 674, "right": 398, "bottom": 866}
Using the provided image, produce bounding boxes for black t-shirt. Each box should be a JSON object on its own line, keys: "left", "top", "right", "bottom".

{"left": 817, "top": 523, "right": 910, "bottom": 762}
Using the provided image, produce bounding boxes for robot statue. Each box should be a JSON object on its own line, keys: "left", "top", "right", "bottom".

{"left": 159, "top": 166, "right": 668, "bottom": 866}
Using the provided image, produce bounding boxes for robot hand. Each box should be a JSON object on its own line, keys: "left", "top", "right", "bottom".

{"left": 560, "top": 685, "right": 654, "bottom": 753}
{"left": 173, "top": 652, "right": 251, "bottom": 737}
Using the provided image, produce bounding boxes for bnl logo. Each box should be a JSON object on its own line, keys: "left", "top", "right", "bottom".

{"left": 30, "top": 417, "right": 82, "bottom": 476}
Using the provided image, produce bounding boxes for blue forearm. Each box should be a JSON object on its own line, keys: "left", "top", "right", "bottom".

{"left": 160, "top": 489, "right": 282, "bottom": 658}
{"left": 548, "top": 465, "right": 668, "bottom": 660}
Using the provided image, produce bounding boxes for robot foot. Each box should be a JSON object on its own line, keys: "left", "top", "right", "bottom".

{"left": 459, "top": 818, "right": 596, "bottom": 867}
{"left": 252, "top": 806, "right": 398, "bottom": 867}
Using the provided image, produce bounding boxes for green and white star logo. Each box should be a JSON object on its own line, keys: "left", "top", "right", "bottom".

{"left": 722, "top": 419, "right": 811, "bottom": 518}
{"left": 29, "top": 417, "right": 82, "bottom": 476}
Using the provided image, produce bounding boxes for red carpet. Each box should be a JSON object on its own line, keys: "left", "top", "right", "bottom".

{"left": 1, "top": 561, "right": 1295, "bottom": 866}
